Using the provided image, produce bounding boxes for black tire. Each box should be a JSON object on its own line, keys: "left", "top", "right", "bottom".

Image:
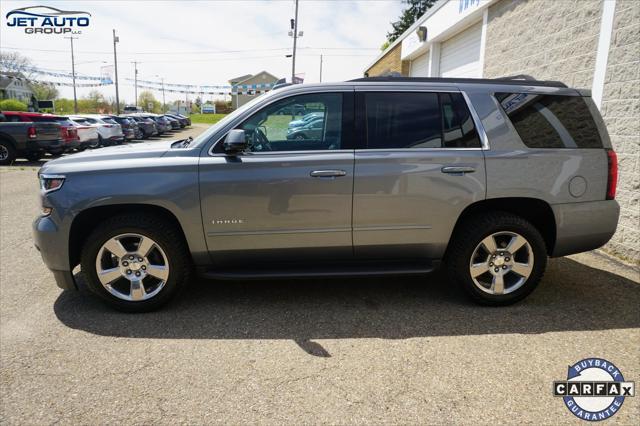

{"left": 25, "top": 151, "right": 42, "bottom": 162}
{"left": 0, "top": 140, "right": 17, "bottom": 165}
{"left": 98, "top": 135, "right": 105, "bottom": 147}
{"left": 80, "top": 214, "right": 191, "bottom": 312}
{"left": 446, "top": 211, "right": 547, "bottom": 306}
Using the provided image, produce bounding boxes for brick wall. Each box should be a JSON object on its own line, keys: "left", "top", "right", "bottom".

{"left": 484, "top": 0, "right": 639, "bottom": 264}
{"left": 484, "top": 0, "right": 602, "bottom": 88}
{"left": 366, "top": 43, "right": 410, "bottom": 77}
{"left": 600, "top": 0, "right": 640, "bottom": 263}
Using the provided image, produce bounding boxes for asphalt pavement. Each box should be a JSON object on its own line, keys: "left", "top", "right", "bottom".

{"left": 1, "top": 125, "right": 638, "bottom": 424}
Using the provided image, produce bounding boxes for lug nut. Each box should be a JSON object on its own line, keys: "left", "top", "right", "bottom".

{"left": 499, "top": 252, "right": 504, "bottom": 256}
{"left": 505, "top": 257, "right": 510, "bottom": 262}
{"left": 138, "top": 257, "right": 143, "bottom": 262}
{"left": 141, "top": 265, "right": 146, "bottom": 270}
{"left": 135, "top": 271, "right": 141, "bottom": 277}
{"left": 129, "top": 255, "right": 134, "bottom": 260}
{"left": 502, "top": 265, "right": 507, "bottom": 269}
{"left": 489, "top": 262, "right": 493, "bottom": 266}
{"left": 494, "top": 268, "right": 499, "bottom": 273}
{"left": 126, "top": 269, "right": 132, "bottom": 275}
{"left": 122, "top": 261, "right": 129, "bottom": 266}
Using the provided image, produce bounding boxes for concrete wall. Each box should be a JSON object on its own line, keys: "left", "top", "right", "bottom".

{"left": 600, "top": 0, "right": 640, "bottom": 262}
{"left": 484, "top": 0, "right": 638, "bottom": 263}
{"left": 365, "top": 43, "right": 410, "bottom": 77}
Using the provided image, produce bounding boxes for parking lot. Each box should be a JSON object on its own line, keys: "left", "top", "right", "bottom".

{"left": 1, "top": 125, "right": 639, "bottom": 424}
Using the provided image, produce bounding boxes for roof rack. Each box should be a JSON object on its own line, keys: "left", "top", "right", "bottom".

{"left": 349, "top": 76, "right": 568, "bottom": 88}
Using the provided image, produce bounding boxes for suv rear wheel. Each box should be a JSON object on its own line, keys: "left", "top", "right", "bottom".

{"left": 80, "top": 214, "right": 190, "bottom": 312}
{"left": 447, "top": 212, "right": 547, "bottom": 305}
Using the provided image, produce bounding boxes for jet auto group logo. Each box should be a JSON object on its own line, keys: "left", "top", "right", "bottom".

{"left": 5, "top": 5, "right": 91, "bottom": 35}
{"left": 554, "top": 358, "right": 635, "bottom": 421}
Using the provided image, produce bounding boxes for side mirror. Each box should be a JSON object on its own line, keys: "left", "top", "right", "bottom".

{"left": 224, "top": 129, "right": 248, "bottom": 154}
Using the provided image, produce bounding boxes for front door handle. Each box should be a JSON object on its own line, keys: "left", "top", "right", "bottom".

{"left": 310, "top": 170, "right": 347, "bottom": 178}
{"left": 441, "top": 166, "right": 476, "bottom": 174}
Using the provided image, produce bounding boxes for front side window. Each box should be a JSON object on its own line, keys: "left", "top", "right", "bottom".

{"left": 363, "top": 92, "right": 481, "bottom": 149}
{"left": 496, "top": 93, "right": 603, "bottom": 148}
{"left": 236, "top": 93, "right": 343, "bottom": 152}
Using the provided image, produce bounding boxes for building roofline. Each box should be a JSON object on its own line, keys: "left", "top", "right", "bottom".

{"left": 364, "top": 0, "right": 449, "bottom": 73}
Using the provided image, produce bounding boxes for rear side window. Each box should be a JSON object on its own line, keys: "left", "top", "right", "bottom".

{"left": 364, "top": 92, "right": 481, "bottom": 149}
{"left": 496, "top": 93, "right": 603, "bottom": 148}
{"left": 102, "top": 118, "right": 118, "bottom": 125}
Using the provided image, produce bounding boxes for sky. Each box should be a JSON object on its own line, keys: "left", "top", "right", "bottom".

{"left": 0, "top": 0, "right": 403, "bottom": 105}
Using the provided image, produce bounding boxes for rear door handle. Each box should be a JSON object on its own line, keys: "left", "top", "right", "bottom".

{"left": 441, "top": 166, "right": 476, "bottom": 174}
{"left": 310, "top": 170, "right": 347, "bottom": 178}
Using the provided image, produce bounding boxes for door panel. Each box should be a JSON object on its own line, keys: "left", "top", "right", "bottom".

{"left": 353, "top": 150, "right": 485, "bottom": 258}
{"left": 199, "top": 152, "right": 354, "bottom": 265}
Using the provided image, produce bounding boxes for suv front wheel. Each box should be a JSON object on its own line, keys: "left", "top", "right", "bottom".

{"left": 80, "top": 213, "right": 190, "bottom": 312}
{"left": 447, "top": 212, "right": 547, "bottom": 305}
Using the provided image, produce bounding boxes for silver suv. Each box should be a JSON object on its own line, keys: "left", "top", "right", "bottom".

{"left": 33, "top": 77, "right": 619, "bottom": 312}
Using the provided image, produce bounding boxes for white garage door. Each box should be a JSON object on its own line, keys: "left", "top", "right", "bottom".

{"left": 439, "top": 21, "right": 482, "bottom": 78}
{"left": 410, "top": 52, "right": 429, "bottom": 77}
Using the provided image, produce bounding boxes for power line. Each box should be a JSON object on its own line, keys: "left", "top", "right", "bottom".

{"left": 0, "top": 46, "right": 380, "bottom": 55}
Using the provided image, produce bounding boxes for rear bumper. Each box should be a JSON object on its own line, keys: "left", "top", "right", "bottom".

{"left": 551, "top": 200, "right": 620, "bottom": 257}
{"left": 19, "top": 138, "right": 64, "bottom": 153}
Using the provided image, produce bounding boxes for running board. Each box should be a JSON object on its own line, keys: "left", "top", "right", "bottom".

{"left": 199, "top": 262, "right": 437, "bottom": 280}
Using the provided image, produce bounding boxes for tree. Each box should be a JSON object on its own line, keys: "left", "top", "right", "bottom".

{"left": 30, "top": 83, "right": 59, "bottom": 101}
{"left": 0, "top": 52, "right": 34, "bottom": 77}
{"left": 386, "top": 0, "right": 436, "bottom": 44}
{"left": 138, "top": 90, "right": 161, "bottom": 113}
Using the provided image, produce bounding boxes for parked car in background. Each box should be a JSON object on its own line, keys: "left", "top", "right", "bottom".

{"left": 163, "top": 115, "right": 181, "bottom": 130}
{"left": 174, "top": 113, "right": 191, "bottom": 126}
{"left": 68, "top": 119, "right": 100, "bottom": 149}
{"left": 286, "top": 115, "right": 325, "bottom": 140}
{"left": 127, "top": 116, "right": 157, "bottom": 139}
{"left": 288, "top": 112, "right": 324, "bottom": 129}
{"left": 106, "top": 115, "right": 137, "bottom": 141}
{"left": 31, "top": 77, "right": 620, "bottom": 311}
{"left": 70, "top": 115, "right": 124, "bottom": 146}
{"left": 165, "top": 113, "right": 188, "bottom": 128}
{"left": 144, "top": 115, "right": 171, "bottom": 134}
{"left": 2, "top": 112, "right": 79, "bottom": 154}
{"left": 123, "top": 106, "right": 144, "bottom": 114}
{"left": 0, "top": 112, "right": 63, "bottom": 163}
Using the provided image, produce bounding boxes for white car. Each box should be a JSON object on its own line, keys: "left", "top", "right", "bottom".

{"left": 71, "top": 115, "right": 124, "bottom": 146}
{"left": 68, "top": 118, "right": 100, "bottom": 149}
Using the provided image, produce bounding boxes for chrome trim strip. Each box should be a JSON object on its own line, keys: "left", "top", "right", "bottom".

{"left": 355, "top": 147, "right": 483, "bottom": 152}
{"left": 207, "top": 228, "right": 350, "bottom": 237}
{"left": 353, "top": 225, "right": 432, "bottom": 231}
{"left": 460, "top": 91, "right": 490, "bottom": 151}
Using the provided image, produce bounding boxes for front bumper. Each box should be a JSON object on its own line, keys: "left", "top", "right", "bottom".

{"left": 33, "top": 214, "right": 75, "bottom": 290}
{"left": 551, "top": 200, "right": 620, "bottom": 257}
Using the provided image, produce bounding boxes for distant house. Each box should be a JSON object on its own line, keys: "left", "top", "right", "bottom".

{"left": 229, "top": 71, "right": 279, "bottom": 109}
{"left": 0, "top": 72, "right": 34, "bottom": 104}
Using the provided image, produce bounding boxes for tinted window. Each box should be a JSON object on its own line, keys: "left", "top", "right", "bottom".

{"left": 237, "top": 93, "right": 343, "bottom": 152}
{"left": 364, "top": 92, "right": 480, "bottom": 149}
{"left": 102, "top": 118, "right": 118, "bottom": 125}
{"left": 496, "top": 93, "right": 603, "bottom": 148}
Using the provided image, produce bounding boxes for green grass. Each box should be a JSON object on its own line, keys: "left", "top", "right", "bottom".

{"left": 189, "top": 113, "right": 228, "bottom": 124}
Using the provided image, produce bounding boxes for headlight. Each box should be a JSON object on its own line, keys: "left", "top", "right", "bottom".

{"left": 39, "top": 174, "right": 66, "bottom": 193}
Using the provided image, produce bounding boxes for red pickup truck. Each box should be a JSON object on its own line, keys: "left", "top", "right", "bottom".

{"left": 2, "top": 111, "right": 80, "bottom": 155}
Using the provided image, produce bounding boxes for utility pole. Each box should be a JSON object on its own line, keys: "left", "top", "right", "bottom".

{"left": 291, "top": 0, "right": 299, "bottom": 83}
{"left": 133, "top": 61, "right": 138, "bottom": 107}
{"left": 319, "top": 54, "right": 323, "bottom": 83}
{"left": 64, "top": 36, "right": 79, "bottom": 113}
{"left": 112, "top": 29, "right": 120, "bottom": 114}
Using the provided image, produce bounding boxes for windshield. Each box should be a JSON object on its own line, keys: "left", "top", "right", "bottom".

{"left": 190, "top": 90, "right": 278, "bottom": 148}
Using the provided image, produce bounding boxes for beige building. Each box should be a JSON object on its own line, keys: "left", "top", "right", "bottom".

{"left": 365, "top": 0, "right": 639, "bottom": 263}
{"left": 229, "top": 71, "right": 279, "bottom": 109}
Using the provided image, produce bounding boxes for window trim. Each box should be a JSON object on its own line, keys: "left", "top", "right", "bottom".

{"left": 209, "top": 91, "right": 354, "bottom": 155}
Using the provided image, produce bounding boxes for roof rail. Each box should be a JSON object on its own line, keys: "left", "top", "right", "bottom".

{"left": 349, "top": 76, "right": 568, "bottom": 88}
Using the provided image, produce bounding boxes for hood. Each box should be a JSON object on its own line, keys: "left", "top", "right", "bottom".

{"left": 40, "top": 140, "right": 177, "bottom": 174}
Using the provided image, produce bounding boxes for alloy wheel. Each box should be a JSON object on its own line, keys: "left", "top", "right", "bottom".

{"left": 95, "top": 233, "right": 170, "bottom": 301}
{"left": 468, "top": 231, "right": 534, "bottom": 295}
{"left": 0, "top": 145, "right": 8, "bottom": 161}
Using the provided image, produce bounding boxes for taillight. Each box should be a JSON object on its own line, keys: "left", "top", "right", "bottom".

{"left": 60, "top": 128, "right": 68, "bottom": 138}
{"left": 606, "top": 149, "right": 618, "bottom": 200}
{"left": 27, "top": 126, "right": 37, "bottom": 139}
{"left": 104, "top": 124, "right": 113, "bottom": 128}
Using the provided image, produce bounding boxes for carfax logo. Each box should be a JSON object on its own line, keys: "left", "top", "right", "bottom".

{"left": 5, "top": 5, "right": 90, "bottom": 35}
{"left": 554, "top": 358, "right": 635, "bottom": 421}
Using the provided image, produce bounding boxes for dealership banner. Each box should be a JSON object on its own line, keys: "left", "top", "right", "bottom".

{"left": 1, "top": 64, "right": 112, "bottom": 83}
{"left": 0, "top": 73, "right": 112, "bottom": 88}
{"left": 131, "top": 81, "right": 271, "bottom": 96}
{"left": 127, "top": 78, "right": 275, "bottom": 91}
